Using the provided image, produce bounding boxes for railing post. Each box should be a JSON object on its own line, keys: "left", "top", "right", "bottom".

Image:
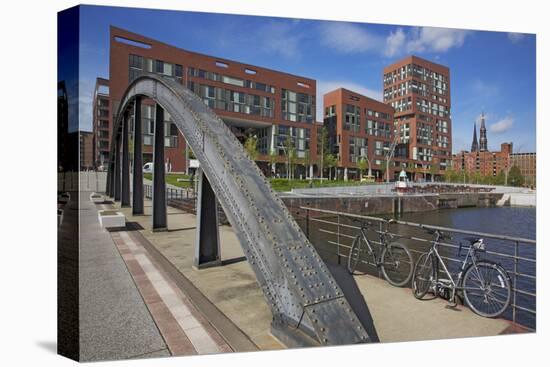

{"left": 513, "top": 241, "right": 518, "bottom": 324}
{"left": 305, "top": 208, "right": 310, "bottom": 240}
{"left": 337, "top": 213, "right": 341, "bottom": 265}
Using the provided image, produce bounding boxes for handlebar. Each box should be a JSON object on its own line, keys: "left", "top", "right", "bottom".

{"left": 350, "top": 217, "right": 397, "bottom": 227}
{"left": 420, "top": 224, "right": 453, "bottom": 241}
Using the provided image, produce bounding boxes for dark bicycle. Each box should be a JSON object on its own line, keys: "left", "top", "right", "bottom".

{"left": 412, "top": 225, "right": 512, "bottom": 318}
{"left": 347, "top": 218, "right": 413, "bottom": 287}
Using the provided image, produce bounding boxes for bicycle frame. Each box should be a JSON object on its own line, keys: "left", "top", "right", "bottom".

{"left": 358, "top": 222, "right": 392, "bottom": 266}
{"left": 426, "top": 231, "right": 481, "bottom": 301}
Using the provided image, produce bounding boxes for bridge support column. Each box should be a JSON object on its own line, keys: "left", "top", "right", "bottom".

{"left": 114, "top": 137, "right": 121, "bottom": 201}
{"left": 152, "top": 104, "right": 167, "bottom": 231}
{"left": 121, "top": 111, "right": 131, "bottom": 207}
{"left": 132, "top": 97, "right": 144, "bottom": 215}
{"left": 193, "top": 168, "right": 221, "bottom": 269}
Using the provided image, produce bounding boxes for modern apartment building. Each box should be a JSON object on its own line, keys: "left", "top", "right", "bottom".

{"left": 511, "top": 152, "right": 536, "bottom": 186}
{"left": 323, "top": 88, "right": 395, "bottom": 180}
{"left": 109, "top": 26, "right": 318, "bottom": 176}
{"left": 383, "top": 55, "right": 452, "bottom": 179}
{"left": 92, "top": 77, "right": 111, "bottom": 169}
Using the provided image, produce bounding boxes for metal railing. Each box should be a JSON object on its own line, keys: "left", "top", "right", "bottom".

{"left": 299, "top": 206, "right": 536, "bottom": 331}
{"left": 143, "top": 184, "right": 196, "bottom": 202}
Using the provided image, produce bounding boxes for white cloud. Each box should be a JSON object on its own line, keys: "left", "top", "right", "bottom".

{"left": 385, "top": 28, "right": 406, "bottom": 57}
{"left": 259, "top": 21, "right": 305, "bottom": 61}
{"left": 316, "top": 80, "right": 382, "bottom": 120}
{"left": 318, "top": 22, "right": 384, "bottom": 53}
{"left": 507, "top": 32, "right": 526, "bottom": 43}
{"left": 490, "top": 117, "right": 514, "bottom": 133}
{"left": 405, "top": 27, "right": 470, "bottom": 54}
{"left": 319, "top": 23, "right": 470, "bottom": 57}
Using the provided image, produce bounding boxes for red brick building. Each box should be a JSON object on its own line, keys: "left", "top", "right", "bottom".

{"left": 323, "top": 88, "right": 395, "bottom": 180}
{"left": 383, "top": 56, "right": 452, "bottom": 180}
{"left": 92, "top": 77, "right": 111, "bottom": 169}
{"left": 108, "top": 26, "right": 318, "bottom": 176}
{"left": 79, "top": 131, "right": 94, "bottom": 170}
{"left": 511, "top": 152, "right": 536, "bottom": 186}
{"left": 453, "top": 142, "right": 513, "bottom": 177}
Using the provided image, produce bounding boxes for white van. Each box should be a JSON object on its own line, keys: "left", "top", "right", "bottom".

{"left": 143, "top": 162, "right": 153, "bottom": 173}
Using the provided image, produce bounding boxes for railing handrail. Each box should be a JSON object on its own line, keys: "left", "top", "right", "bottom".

{"left": 299, "top": 206, "right": 536, "bottom": 245}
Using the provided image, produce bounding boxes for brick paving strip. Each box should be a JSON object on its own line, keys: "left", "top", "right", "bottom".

{"left": 110, "top": 230, "right": 232, "bottom": 356}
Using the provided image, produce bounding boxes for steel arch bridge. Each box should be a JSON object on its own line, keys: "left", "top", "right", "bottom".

{"left": 106, "top": 73, "right": 371, "bottom": 346}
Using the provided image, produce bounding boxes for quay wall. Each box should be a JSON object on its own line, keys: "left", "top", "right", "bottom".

{"left": 281, "top": 193, "right": 504, "bottom": 218}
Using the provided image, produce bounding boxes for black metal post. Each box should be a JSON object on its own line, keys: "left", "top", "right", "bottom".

{"left": 305, "top": 208, "right": 310, "bottom": 239}
{"left": 114, "top": 137, "right": 121, "bottom": 201}
{"left": 132, "top": 97, "right": 144, "bottom": 215}
{"left": 152, "top": 104, "right": 167, "bottom": 231}
{"left": 194, "top": 169, "right": 221, "bottom": 269}
{"left": 105, "top": 161, "right": 111, "bottom": 196}
{"left": 121, "top": 111, "right": 131, "bottom": 207}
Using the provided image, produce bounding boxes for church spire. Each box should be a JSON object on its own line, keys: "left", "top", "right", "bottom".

{"left": 471, "top": 122, "right": 479, "bottom": 152}
{"left": 479, "top": 112, "right": 488, "bottom": 152}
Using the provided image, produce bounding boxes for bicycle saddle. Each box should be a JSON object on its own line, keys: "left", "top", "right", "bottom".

{"left": 464, "top": 237, "right": 482, "bottom": 245}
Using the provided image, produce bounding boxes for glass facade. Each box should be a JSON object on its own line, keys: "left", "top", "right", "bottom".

{"left": 272, "top": 124, "right": 310, "bottom": 158}
{"left": 128, "top": 54, "right": 183, "bottom": 83}
{"left": 187, "top": 82, "right": 274, "bottom": 118}
{"left": 188, "top": 67, "right": 276, "bottom": 94}
{"left": 348, "top": 136, "right": 366, "bottom": 163}
{"left": 140, "top": 105, "right": 179, "bottom": 148}
{"left": 344, "top": 104, "right": 361, "bottom": 132}
{"left": 281, "top": 89, "right": 315, "bottom": 123}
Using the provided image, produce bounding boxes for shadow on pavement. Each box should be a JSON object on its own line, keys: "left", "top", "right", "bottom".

{"left": 326, "top": 263, "right": 380, "bottom": 343}
{"left": 36, "top": 340, "right": 57, "bottom": 354}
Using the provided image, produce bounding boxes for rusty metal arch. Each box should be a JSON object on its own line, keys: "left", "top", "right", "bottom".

{"left": 108, "top": 73, "right": 371, "bottom": 346}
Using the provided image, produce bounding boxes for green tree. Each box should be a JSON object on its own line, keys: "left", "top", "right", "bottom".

{"left": 429, "top": 162, "right": 439, "bottom": 182}
{"left": 317, "top": 127, "right": 328, "bottom": 181}
{"left": 325, "top": 154, "right": 337, "bottom": 181}
{"left": 357, "top": 157, "right": 368, "bottom": 180}
{"left": 493, "top": 170, "right": 505, "bottom": 185}
{"left": 284, "top": 135, "right": 296, "bottom": 180}
{"left": 244, "top": 135, "right": 259, "bottom": 161}
{"left": 508, "top": 165, "right": 524, "bottom": 187}
{"left": 303, "top": 149, "right": 312, "bottom": 179}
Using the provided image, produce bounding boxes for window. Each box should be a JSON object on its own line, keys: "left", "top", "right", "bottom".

{"left": 282, "top": 89, "right": 314, "bottom": 123}
{"left": 349, "top": 136, "right": 366, "bottom": 163}
{"left": 344, "top": 104, "right": 361, "bottom": 132}
{"left": 154, "top": 60, "right": 164, "bottom": 74}
{"left": 129, "top": 54, "right": 143, "bottom": 69}
{"left": 175, "top": 64, "right": 183, "bottom": 78}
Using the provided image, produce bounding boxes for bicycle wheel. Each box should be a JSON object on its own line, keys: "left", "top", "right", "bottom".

{"left": 412, "top": 252, "right": 436, "bottom": 299}
{"left": 462, "top": 261, "right": 511, "bottom": 318}
{"left": 347, "top": 235, "right": 364, "bottom": 274}
{"left": 380, "top": 242, "right": 414, "bottom": 287}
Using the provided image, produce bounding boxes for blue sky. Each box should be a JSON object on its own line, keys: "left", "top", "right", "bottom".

{"left": 78, "top": 5, "right": 536, "bottom": 153}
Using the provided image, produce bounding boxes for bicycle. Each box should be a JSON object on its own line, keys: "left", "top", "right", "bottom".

{"left": 412, "top": 225, "right": 512, "bottom": 318}
{"left": 347, "top": 218, "right": 413, "bottom": 287}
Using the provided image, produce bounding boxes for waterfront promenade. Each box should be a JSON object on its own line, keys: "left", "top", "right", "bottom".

{"left": 78, "top": 192, "right": 525, "bottom": 360}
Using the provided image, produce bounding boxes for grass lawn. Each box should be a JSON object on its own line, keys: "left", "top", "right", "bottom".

{"left": 143, "top": 173, "right": 374, "bottom": 191}
{"left": 143, "top": 173, "right": 193, "bottom": 188}
{"left": 268, "top": 178, "right": 372, "bottom": 192}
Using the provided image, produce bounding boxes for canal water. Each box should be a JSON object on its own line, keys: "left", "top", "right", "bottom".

{"left": 299, "top": 206, "right": 536, "bottom": 330}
